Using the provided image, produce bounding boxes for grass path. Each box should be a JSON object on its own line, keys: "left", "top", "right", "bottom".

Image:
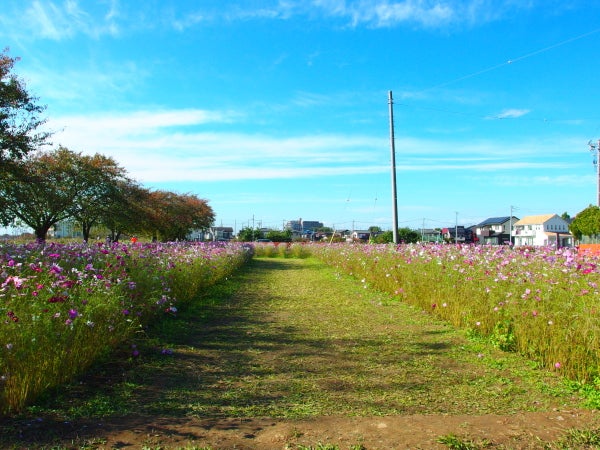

{"left": 116, "top": 257, "right": 579, "bottom": 418}
{"left": 2, "top": 256, "right": 597, "bottom": 449}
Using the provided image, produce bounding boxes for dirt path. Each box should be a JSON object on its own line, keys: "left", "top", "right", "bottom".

{"left": 2, "top": 257, "right": 599, "bottom": 449}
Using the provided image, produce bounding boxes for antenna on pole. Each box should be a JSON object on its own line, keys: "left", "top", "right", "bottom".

{"left": 389, "top": 90, "right": 399, "bottom": 244}
{"left": 588, "top": 140, "right": 600, "bottom": 207}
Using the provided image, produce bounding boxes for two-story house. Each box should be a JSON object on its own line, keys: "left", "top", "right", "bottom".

{"left": 475, "top": 216, "right": 519, "bottom": 245}
{"left": 512, "top": 214, "right": 572, "bottom": 248}
{"left": 188, "top": 226, "right": 234, "bottom": 241}
{"left": 421, "top": 228, "right": 442, "bottom": 242}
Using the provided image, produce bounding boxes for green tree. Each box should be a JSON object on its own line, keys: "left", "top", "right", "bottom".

{"left": 0, "top": 147, "right": 88, "bottom": 240}
{"left": 570, "top": 205, "right": 600, "bottom": 240}
{"left": 70, "top": 153, "right": 131, "bottom": 241}
{"left": 237, "top": 227, "right": 260, "bottom": 242}
{"left": 1, "top": 49, "right": 50, "bottom": 175}
{"left": 315, "top": 226, "right": 334, "bottom": 233}
{"left": 371, "top": 227, "right": 420, "bottom": 244}
{"left": 266, "top": 229, "right": 292, "bottom": 242}
{"left": 101, "top": 181, "right": 150, "bottom": 242}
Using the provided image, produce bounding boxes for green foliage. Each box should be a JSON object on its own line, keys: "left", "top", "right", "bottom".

{"left": 237, "top": 227, "right": 261, "bottom": 241}
{"left": 371, "top": 227, "right": 420, "bottom": 244}
{"left": 567, "top": 377, "right": 600, "bottom": 409}
{"left": 0, "top": 49, "right": 50, "bottom": 168}
{"left": 266, "top": 229, "right": 292, "bottom": 242}
{"left": 253, "top": 242, "right": 311, "bottom": 258}
{"left": 570, "top": 205, "right": 600, "bottom": 240}
{"left": 437, "top": 434, "right": 479, "bottom": 450}
{"left": 296, "top": 444, "right": 347, "bottom": 450}
{"left": 0, "top": 147, "right": 85, "bottom": 238}
{"left": 490, "top": 319, "right": 517, "bottom": 352}
{"left": 555, "top": 427, "right": 600, "bottom": 448}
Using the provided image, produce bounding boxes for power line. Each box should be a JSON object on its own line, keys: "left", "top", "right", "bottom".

{"left": 395, "top": 102, "right": 569, "bottom": 123}
{"left": 415, "top": 27, "right": 600, "bottom": 95}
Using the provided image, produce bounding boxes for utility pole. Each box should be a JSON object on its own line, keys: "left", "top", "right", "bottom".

{"left": 590, "top": 140, "right": 600, "bottom": 206}
{"left": 389, "top": 90, "right": 399, "bottom": 244}
{"left": 509, "top": 205, "right": 515, "bottom": 245}
{"left": 455, "top": 212, "right": 458, "bottom": 244}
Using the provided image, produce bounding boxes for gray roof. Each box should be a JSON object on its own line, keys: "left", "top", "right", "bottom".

{"left": 477, "top": 216, "right": 516, "bottom": 227}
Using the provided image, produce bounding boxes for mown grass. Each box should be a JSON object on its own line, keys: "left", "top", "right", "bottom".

{"left": 1, "top": 256, "right": 598, "bottom": 448}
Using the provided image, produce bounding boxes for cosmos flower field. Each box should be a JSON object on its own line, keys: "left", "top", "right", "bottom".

{"left": 0, "top": 241, "right": 253, "bottom": 415}
{"left": 4, "top": 239, "right": 600, "bottom": 416}
{"left": 307, "top": 243, "right": 600, "bottom": 387}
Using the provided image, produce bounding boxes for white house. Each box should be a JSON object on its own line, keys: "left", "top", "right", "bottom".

{"left": 512, "top": 214, "right": 573, "bottom": 248}
{"left": 52, "top": 219, "right": 82, "bottom": 239}
{"left": 187, "top": 226, "right": 234, "bottom": 241}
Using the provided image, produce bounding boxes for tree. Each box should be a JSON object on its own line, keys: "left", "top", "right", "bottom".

{"left": 237, "top": 227, "right": 259, "bottom": 242}
{"left": 569, "top": 205, "right": 600, "bottom": 241}
{"left": 143, "top": 190, "right": 215, "bottom": 241}
{"left": 315, "top": 226, "right": 334, "bottom": 233}
{"left": 1, "top": 49, "right": 50, "bottom": 174}
{"left": 0, "top": 147, "right": 88, "bottom": 240}
{"left": 266, "top": 229, "right": 292, "bottom": 242}
{"left": 372, "top": 227, "right": 420, "bottom": 244}
{"left": 70, "top": 153, "right": 131, "bottom": 241}
{"left": 101, "top": 181, "right": 151, "bottom": 242}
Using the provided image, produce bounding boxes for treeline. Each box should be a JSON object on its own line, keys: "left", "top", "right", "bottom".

{"left": 0, "top": 49, "right": 214, "bottom": 242}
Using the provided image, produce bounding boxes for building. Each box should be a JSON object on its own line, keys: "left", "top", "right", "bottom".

{"left": 209, "top": 226, "right": 234, "bottom": 241}
{"left": 420, "top": 228, "right": 442, "bottom": 242}
{"left": 52, "top": 219, "right": 82, "bottom": 239}
{"left": 188, "top": 226, "right": 234, "bottom": 241}
{"left": 441, "top": 226, "right": 474, "bottom": 243}
{"left": 512, "top": 214, "right": 572, "bottom": 248}
{"left": 475, "top": 216, "right": 519, "bottom": 245}
{"left": 285, "top": 219, "right": 323, "bottom": 235}
{"left": 350, "top": 230, "right": 371, "bottom": 241}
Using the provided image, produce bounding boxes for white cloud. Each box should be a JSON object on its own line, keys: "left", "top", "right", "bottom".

{"left": 492, "top": 108, "right": 531, "bottom": 119}
{"left": 55, "top": 109, "right": 240, "bottom": 133}
{"left": 22, "top": 62, "right": 145, "bottom": 107}
{"left": 373, "top": 1, "right": 455, "bottom": 27}
{"left": 42, "top": 108, "right": 585, "bottom": 185}
{"left": 489, "top": 174, "right": 595, "bottom": 187}
{"left": 306, "top": 0, "right": 532, "bottom": 28}
{"left": 4, "top": 0, "right": 121, "bottom": 41}
{"left": 0, "top": 0, "right": 541, "bottom": 41}
{"left": 45, "top": 109, "right": 389, "bottom": 182}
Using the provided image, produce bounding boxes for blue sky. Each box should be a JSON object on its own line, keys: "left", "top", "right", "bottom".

{"left": 2, "top": 1, "right": 600, "bottom": 232}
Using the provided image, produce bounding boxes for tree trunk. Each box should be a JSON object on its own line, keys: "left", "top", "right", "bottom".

{"left": 34, "top": 225, "right": 51, "bottom": 242}
{"left": 81, "top": 220, "right": 93, "bottom": 242}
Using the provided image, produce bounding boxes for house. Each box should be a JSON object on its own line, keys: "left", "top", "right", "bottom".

{"left": 209, "top": 226, "right": 234, "bottom": 241}
{"left": 350, "top": 230, "right": 371, "bottom": 241}
{"left": 475, "top": 216, "right": 519, "bottom": 245}
{"left": 441, "top": 226, "right": 474, "bottom": 243}
{"left": 420, "top": 228, "right": 442, "bottom": 242}
{"left": 512, "top": 214, "right": 573, "bottom": 248}
{"left": 52, "top": 219, "right": 82, "bottom": 239}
